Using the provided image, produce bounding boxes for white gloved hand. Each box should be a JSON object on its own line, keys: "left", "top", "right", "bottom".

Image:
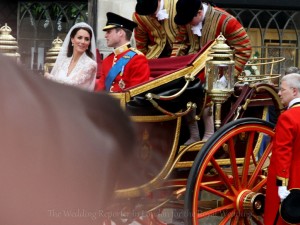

{"left": 278, "top": 186, "right": 290, "bottom": 201}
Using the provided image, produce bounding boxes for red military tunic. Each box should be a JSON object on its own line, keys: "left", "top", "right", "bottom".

{"left": 264, "top": 104, "right": 300, "bottom": 225}
{"left": 132, "top": 0, "right": 189, "bottom": 59}
{"left": 186, "top": 4, "right": 252, "bottom": 76}
{"left": 95, "top": 44, "right": 150, "bottom": 92}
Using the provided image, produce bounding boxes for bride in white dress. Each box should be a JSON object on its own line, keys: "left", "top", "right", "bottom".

{"left": 45, "top": 22, "right": 97, "bottom": 91}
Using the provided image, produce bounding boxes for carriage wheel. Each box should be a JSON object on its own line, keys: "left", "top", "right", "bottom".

{"left": 185, "top": 118, "right": 275, "bottom": 225}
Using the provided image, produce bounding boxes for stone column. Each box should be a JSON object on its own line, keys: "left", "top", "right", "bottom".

{"left": 96, "top": 0, "right": 136, "bottom": 57}
{"left": 88, "top": 0, "right": 98, "bottom": 38}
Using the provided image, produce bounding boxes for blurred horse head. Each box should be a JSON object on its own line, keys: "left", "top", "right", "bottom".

{"left": 0, "top": 54, "right": 135, "bottom": 225}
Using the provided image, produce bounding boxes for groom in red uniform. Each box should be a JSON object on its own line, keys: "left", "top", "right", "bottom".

{"left": 95, "top": 12, "right": 150, "bottom": 92}
{"left": 264, "top": 73, "right": 300, "bottom": 225}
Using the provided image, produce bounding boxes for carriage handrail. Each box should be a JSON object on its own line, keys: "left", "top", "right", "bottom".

{"left": 230, "top": 83, "right": 284, "bottom": 122}
{"left": 254, "top": 83, "right": 284, "bottom": 111}
{"left": 143, "top": 74, "right": 199, "bottom": 117}
{"left": 145, "top": 98, "right": 197, "bottom": 117}
{"left": 237, "top": 74, "right": 281, "bottom": 83}
{"left": 145, "top": 74, "right": 195, "bottom": 101}
{"left": 243, "top": 57, "right": 285, "bottom": 66}
{"left": 238, "top": 57, "right": 285, "bottom": 84}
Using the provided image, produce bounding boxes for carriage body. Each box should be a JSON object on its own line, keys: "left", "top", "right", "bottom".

{"left": 105, "top": 39, "right": 284, "bottom": 225}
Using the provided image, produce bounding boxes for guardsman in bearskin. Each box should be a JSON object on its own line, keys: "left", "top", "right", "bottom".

{"left": 95, "top": 12, "right": 150, "bottom": 92}
{"left": 175, "top": 0, "right": 252, "bottom": 76}
{"left": 133, "top": 0, "right": 189, "bottom": 58}
{"left": 264, "top": 73, "right": 300, "bottom": 225}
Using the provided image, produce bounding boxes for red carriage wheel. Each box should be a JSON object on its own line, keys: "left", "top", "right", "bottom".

{"left": 184, "top": 118, "right": 275, "bottom": 225}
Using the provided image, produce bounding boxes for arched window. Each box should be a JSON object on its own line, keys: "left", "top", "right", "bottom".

{"left": 18, "top": 1, "right": 88, "bottom": 73}
{"left": 227, "top": 8, "right": 300, "bottom": 75}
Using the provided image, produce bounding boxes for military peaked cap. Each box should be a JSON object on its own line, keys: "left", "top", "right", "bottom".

{"left": 103, "top": 12, "right": 137, "bottom": 32}
{"left": 280, "top": 189, "right": 300, "bottom": 224}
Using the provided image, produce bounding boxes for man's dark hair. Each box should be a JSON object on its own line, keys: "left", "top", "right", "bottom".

{"left": 116, "top": 27, "right": 133, "bottom": 41}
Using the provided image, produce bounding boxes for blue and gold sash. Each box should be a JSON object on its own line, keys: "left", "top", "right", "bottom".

{"left": 105, "top": 51, "right": 136, "bottom": 91}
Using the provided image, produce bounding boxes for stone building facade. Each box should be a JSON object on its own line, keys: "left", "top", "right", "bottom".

{"left": 1, "top": 0, "right": 300, "bottom": 75}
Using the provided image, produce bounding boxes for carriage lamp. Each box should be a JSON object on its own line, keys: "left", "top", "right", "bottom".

{"left": 205, "top": 33, "right": 235, "bottom": 129}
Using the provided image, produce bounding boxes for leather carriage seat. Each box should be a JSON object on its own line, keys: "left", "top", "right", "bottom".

{"left": 148, "top": 53, "right": 200, "bottom": 80}
{"left": 124, "top": 41, "right": 214, "bottom": 115}
{"left": 124, "top": 40, "right": 214, "bottom": 91}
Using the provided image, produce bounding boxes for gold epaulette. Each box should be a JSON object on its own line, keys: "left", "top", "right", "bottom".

{"left": 129, "top": 47, "right": 144, "bottom": 55}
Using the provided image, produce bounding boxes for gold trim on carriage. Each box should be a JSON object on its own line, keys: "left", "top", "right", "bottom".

{"left": 104, "top": 35, "right": 285, "bottom": 225}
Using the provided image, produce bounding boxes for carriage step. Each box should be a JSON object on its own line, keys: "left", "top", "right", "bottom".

{"left": 178, "top": 141, "right": 206, "bottom": 153}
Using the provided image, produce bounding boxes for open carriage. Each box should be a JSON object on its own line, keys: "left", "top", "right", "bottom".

{"left": 105, "top": 35, "right": 285, "bottom": 225}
